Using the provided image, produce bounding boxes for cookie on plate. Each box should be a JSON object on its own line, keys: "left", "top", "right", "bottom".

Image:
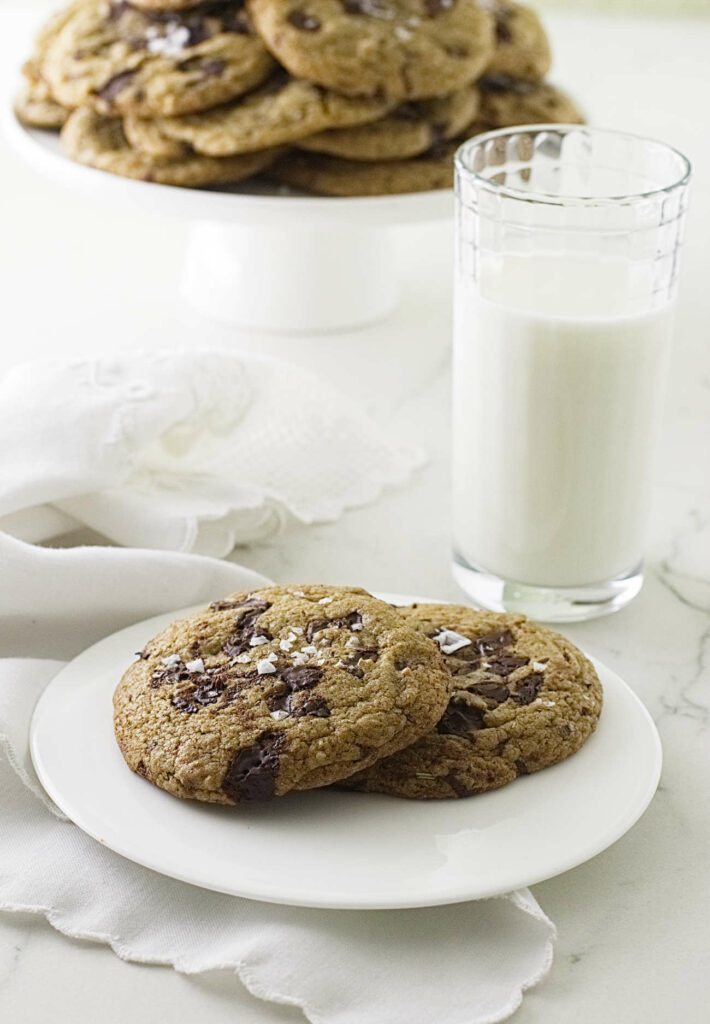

{"left": 14, "top": 61, "right": 70, "bottom": 129}
{"left": 130, "top": 0, "right": 208, "bottom": 9}
{"left": 123, "top": 109, "right": 191, "bottom": 160}
{"left": 270, "top": 140, "right": 458, "bottom": 194}
{"left": 13, "top": 1, "right": 83, "bottom": 129}
{"left": 343, "top": 603, "right": 603, "bottom": 799}
{"left": 247, "top": 0, "right": 496, "bottom": 101}
{"left": 43, "top": 0, "right": 275, "bottom": 118}
{"left": 62, "top": 106, "right": 280, "bottom": 186}
{"left": 135, "top": 74, "right": 392, "bottom": 156}
{"left": 484, "top": 1, "right": 551, "bottom": 82}
{"left": 477, "top": 74, "right": 584, "bottom": 128}
{"left": 297, "top": 84, "right": 479, "bottom": 161}
{"left": 113, "top": 585, "right": 451, "bottom": 804}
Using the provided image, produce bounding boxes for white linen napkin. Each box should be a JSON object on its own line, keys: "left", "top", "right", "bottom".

{"left": 0, "top": 532, "right": 556, "bottom": 1024}
{"left": 0, "top": 352, "right": 424, "bottom": 555}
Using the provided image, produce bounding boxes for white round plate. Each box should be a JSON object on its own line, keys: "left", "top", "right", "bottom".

{"left": 6, "top": 114, "right": 452, "bottom": 228}
{"left": 30, "top": 596, "right": 662, "bottom": 910}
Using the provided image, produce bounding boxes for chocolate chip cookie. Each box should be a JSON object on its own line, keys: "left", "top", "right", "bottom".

{"left": 247, "top": 0, "right": 496, "bottom": 101}
{"left": 62, "top": 106, "right": 279, "bottom": 186}
{"left": 270, "top": 140, "right": 458, "bottom": 194}
{"left": 484, "top": 1, "right": 551, "bottom": 82}
{"left": 43, "top": 0, "right": 275, "bottom": 118}
{"left": 135, "top": 74, "right": 392, "bottom": 157}
{"left": 297, "top": 84, "right": 478, "bottom": 161}
{"left": 343, "top": 603, "right": 603, "bottom": 799}
{"left": 477, "top": 74, "right": 583, "bottom": 128}
{"left": 131, "top": 0, "right": 208, "bottom": 9}
{"left": 113, "top": 585, "right": 451, "bottom": 804}
{"left": 13, "top": 2, "right": 83, "bottom": 129}
{"left": 14, "top": 61, "right": 70, "bottom": 129}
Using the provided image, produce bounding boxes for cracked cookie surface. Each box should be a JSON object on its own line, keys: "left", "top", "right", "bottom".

{"left": 130, "top": 0, "right": 211, "bottom": 9}
{"left": 483, "top": 0, "right": 550, "bottom": 82}
{"left": 246, "top": 0, "right": 495, "bottom": 101}
{"left": 13, "top": 2, "right": 82, "bottom": 129}
{"left": 62, "top": 106, "right": 279, "bottom": 186}
{"left": 343, "top": 603, "right": 603, "bottom": 799}
{"left": 137, "top": 74, "right": 392, "bottom": 156}
{"left": 297, "top": 84, "right": 478, "bottom": 161}
{"left": 476, "top": 74, "right": 583, "bottom": 128}
{"left": 113, "top": 585, "right": 450, "bottom": 804}
{"left": 43, "top": 0, "right": 275, "bottom": 117}
{"left": 14, "top": 62, "right": 70, "bottom": 129}
{"left": 270, "top": 140, "right": 458, "bottom": 194}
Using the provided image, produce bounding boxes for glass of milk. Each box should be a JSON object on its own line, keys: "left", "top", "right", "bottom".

{"left": 452, "top": 125, "right": 691, "bottom": 621}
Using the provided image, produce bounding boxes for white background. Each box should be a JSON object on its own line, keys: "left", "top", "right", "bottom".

{"left": 1, "top": 5, "right": 709, "bottom": 1023}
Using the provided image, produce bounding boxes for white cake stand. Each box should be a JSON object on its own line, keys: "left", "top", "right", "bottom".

{"left": 7, "top": 115, "right": 453, "bottom": 332}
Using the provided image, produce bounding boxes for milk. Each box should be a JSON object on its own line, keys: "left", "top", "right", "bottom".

{"left": 453, "top": 256, "right": 674, "bottom": 588}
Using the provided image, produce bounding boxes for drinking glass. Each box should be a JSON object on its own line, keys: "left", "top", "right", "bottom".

{"left": 452, "top": 125, "right": 691, "bottom": 621}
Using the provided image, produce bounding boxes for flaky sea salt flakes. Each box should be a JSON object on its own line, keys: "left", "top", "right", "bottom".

{"left": 266, "top": 652, "right": 278, "bottom": 662}
{"left": 147, "top": 24, "right": 191, "bottom": 57}
{"left": 185, "top": 658, "right": 205, "bottom": 674}
{"left": 250, "top": 635, "right": 269, "bottom": 646}
{"left": 257, "top": 659, "right": 277, "bottom": 675}
{"left": 270, "top": 710, "right": 289, "bottom": 720}
{"left": 395, "top": 25, "right": 412, "bottom": 40}
{"left": 367, "top": 0, "right": 395, "bottom": 20}
{"left": 280, "top": 639, "right": 293, "bottom": 652}
{"left": 318, "top": 596, "right": 334, "bottom": 605}
{"left": 160, "top": 654, "right": 181, "bottom": 667}
{"left": 345, "top": 636, "right": 360, "bottom": 648}
{"left": 533, "top": 661, "right": 548, "bottom": 672}
{"left": 434, "top": 629, "right": 472, "bottom": 655}
{"left": 302, "top": 645, "right": 318, "bottom": 656}
{"left": 292, "top": 590, "right": 306, "bottom": 597}
{"left": 235, "top": 653, "right": 251, "bottom": 664}
{"left": 292, "top": 626, "right": 304, "bottom": 635}
{"left": 351, "top": 622, "right": 363, "bottom": 631}
{"left": 292, "top": 652, "right": 308, "bottom": 666}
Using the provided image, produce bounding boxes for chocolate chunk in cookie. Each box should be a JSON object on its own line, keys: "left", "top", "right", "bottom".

{"left": 343, "top": 603, "right": 603, "bottom": 799}
{"left": 113, "top": 585, "right": 451, "bottom": 804}
{"left": 247, "top": 0, "right": 495, "bottom": 101}
{"left": 43, "top": 0, "right": 275, "bottom": 117}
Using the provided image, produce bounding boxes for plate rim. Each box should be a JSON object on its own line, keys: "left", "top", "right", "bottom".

{"left": 4, "top": 109, "right": 453, "bottom": 228}
{"left": 29, "top": 595, "right": 663, "bottom": 909}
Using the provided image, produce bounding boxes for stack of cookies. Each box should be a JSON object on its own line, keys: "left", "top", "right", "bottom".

{"left": 15, "top": 0, "right": 583, "bottom": 195}
{"left": 114, "top": 585, "right": 603, "bottom": 803}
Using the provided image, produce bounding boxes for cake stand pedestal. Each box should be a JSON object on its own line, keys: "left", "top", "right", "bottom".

{"left": 8, "top": 117, "right": 452, "bottom": 333}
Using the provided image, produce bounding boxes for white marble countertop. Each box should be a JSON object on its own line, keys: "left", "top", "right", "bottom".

{"left": 1, "top": 5, "right": 709, "bottom": 1022}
